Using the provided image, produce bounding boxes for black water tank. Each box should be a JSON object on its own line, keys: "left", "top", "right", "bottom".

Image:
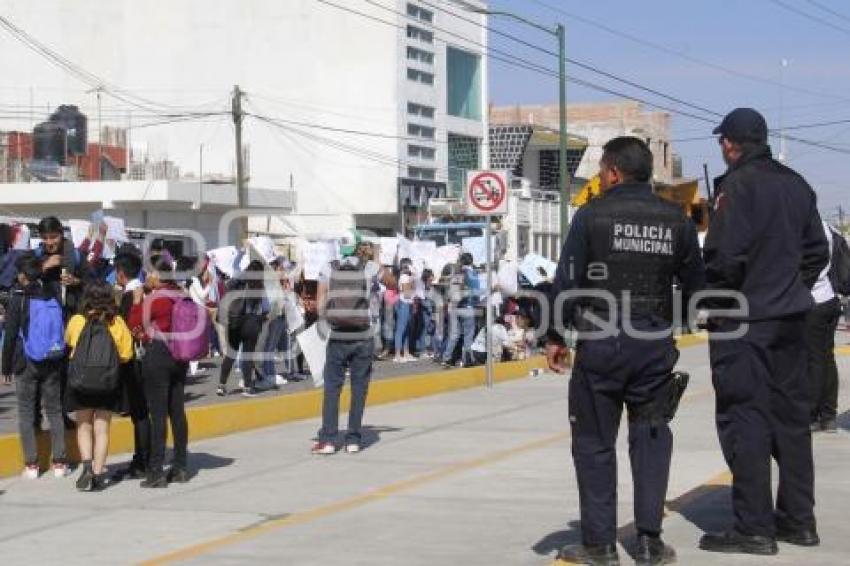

{"left": 49, "top": 104, "right": 87, "bottom": 156}
{"left": 33, "top": 121, "right": 67, "bottom": 164}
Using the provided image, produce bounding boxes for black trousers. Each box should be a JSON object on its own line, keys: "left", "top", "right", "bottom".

{"left": 219, "top": 314, "right": 264, "bottom": 388}
{"left": 122, "top": 361, "right": 150, "bottom": 469}
{"left": 569, "top": 322, "right": 678, "bottom": 546}
{"left": 142, "top": 341, "right": 189, "bottom": 474}
{"left": 805, "top": 297, "right": 840, "bottom": 421}
{"left": 710, "top": 316, "right": 815, "bottom": 537}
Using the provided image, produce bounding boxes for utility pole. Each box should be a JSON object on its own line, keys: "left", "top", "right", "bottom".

{"left": 557, "top": 23, "right": 569, "bottom": 240}
{"left": 97, "top": 87, "right": 103, "bottom": 180}
{"left": 231, "top": 85, "right": 248, "bottom": 243}
{"left": 839, "top": 205, "right": 845, "bottom": 234}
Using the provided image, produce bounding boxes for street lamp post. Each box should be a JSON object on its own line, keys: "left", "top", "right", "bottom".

{"left": 466, "top": 7, "right": 570, "bottom": 239}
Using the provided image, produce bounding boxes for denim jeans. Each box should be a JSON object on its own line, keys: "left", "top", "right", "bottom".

{"left": 16, "top": 360, "right": 66, "bottom": 465}
{"left": 442, "top": 307, "right": 477, "bottom": 364}
{"left": 261, "top": 316, "right": 288, "bottom": 379}
{"left": 394, "top": 301, "right": 413, "bottom": 353}
{"left": 318, "top": 339, "right": 374, "bottom": 443}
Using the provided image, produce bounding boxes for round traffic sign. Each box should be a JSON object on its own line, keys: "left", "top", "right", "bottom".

{"left": 468, "top": 172, "right": 507, "bottom": 213}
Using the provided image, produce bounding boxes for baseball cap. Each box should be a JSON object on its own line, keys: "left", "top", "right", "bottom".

{"left": 713, "top": 108, "right": 768, "bottom": 144}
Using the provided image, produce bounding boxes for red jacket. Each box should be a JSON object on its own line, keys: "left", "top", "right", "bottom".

{"left": 127, "top": 287, "right": 179, "bottom": 343}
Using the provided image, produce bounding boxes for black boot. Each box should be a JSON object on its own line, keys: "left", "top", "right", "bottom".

{"left": 557, "top": 543, "right": 620, "bottom": 566}
{"left": 90, "top": 473, "right": 108, "bottom": 492}
{"left": 634, "top": 534, "right": 676, "bottom": 565}
{"left": 699, "top": 530, "right": 778, "bottom": 555}
{"left": 75, "top": 461, "right": 94, "bottom": 491}
{"left": 167, "top": 467, "right": 190, "bottom": 484}
{"left": 140, "top": 471, "right": 168, "bottom": 489}
{"left": 776, "top": 524, "right": 820, "bottom": 547}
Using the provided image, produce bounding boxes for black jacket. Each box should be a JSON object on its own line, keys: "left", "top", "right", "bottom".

{"left": 704, "top": 146, "right": 829, "bottom": 320}
{"left": 1, "top": 281, "right": 51, "bottom": 376}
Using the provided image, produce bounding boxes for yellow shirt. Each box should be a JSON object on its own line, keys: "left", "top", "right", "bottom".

{"left": 65, "top": 314, "right": 134, "bottom": 363}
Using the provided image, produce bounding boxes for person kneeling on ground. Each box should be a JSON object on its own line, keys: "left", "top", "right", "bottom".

{"left": 66, "top": 281, "right": 134, "bottom": 491}
{"left": 469, "top": 314, "right": 512, "bottom": 366}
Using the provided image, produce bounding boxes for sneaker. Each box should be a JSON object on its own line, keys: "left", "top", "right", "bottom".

{"left": 21, "top": 464, "right": 39, "bottom": 480}
{"left": 90, "top": 474, "right": 108, "bottom": 492}
{"left": 274, "top": 374, "right": 289, "bottom": 386}
{"left": 441, "top": 361, "right": 454, "bottom": 370}
{"left": 140, "top": 473, "right": 168, "bottom": 489}
{"left": 345, "top": 443, "right": 361, "bottom": 454}
{"left": 238, "top": 378, "right": 245, "bottom": 389}
{"left": 403, "top": 355, "right": 417, "bottom": 363}
{"left": 242, "top": 387, "right": 259, "bottom": 398}
{"left": 52, "top": 462, "right": 70, "bottom": 478}
{"left": 76, "top": 465, "right": 94, "bottom": 491}
{"left": 189, "top": 361, "right": 199, "bottom": 376}
{"left": 166, "top": 467, "right": 190, "bottom": 484}
{"left": 216, "top": 385, "right": 227, "bottom": 397}
{"left": 311, "top": 441, "right": 337, "bottom": 455}
{"left": 393, "top": 356, "right": 406, "bottom": 363}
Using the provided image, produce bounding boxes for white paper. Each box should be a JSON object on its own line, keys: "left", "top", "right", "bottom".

{"left": 296, "top": 323, "right": 327, "bottom": 388}
{"left": 397, "top": 234, "right": 414, "bottom": 262}
{"left": 283, "top": 291, "right": 305, "bottom": 333}
{"left": 104, "top": 216, "right": 128, "bottom": 242}
{"left": 12, "top": 224, "right": 30, "bottom": 250}
{"left": 69, "top": 220, "right": 91, "bottom": 248}
{"left": 497, "top": 260, "right": 519, "bottom": 294}
{"left": 378, "top": 237, "right": 398, "bottom": 266}
{"left": 462, "top": 237, "right": 488, "bottom": 266}
{"left": 426, "top": 245, "right": 461, "bottom": 280}
{"left": 248, "top": 236, "right": 277, "bottom": 263}
{"left": 519, "top": 254, "right": 557, "bottom": 286}
{"left": 207, "top": 246, "right": 239, "bottom": 278}
{"left": 303, "top": 242, "right": 335, "bottom": 281}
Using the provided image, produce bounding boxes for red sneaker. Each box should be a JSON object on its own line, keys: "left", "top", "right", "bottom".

{"left": 311, "top": 441, "right": 337, "bottom": 455}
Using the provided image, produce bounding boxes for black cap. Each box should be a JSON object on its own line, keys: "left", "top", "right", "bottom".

{"left": 713, "top": 108, "right": 768, "bottom": 144}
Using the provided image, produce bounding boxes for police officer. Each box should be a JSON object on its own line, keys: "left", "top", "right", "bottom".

{"left": 699, "top": 108, "right": 829, "bottom": 556}
{"left": 547, "top": 137, "right": 705, "bottom": 565}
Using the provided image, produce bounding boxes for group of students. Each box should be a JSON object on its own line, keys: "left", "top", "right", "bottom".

{"left": 0, "top": 217, "right": 206, "bottom": 489}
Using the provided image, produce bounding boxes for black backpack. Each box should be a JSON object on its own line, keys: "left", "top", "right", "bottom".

{"left": 68, "top": 320, "right": 120, "bottom": 395}
{"left": 325, "top": 260, "right": 370, "bottom": 331}
{"left": 828, "top": 229, "right": 850, "bottom": 296}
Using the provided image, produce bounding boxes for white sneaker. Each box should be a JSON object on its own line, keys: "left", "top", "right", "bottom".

{"left": 274, "top": 374, "right": 289, "bottom": 386}
{"left": 393, "top": 356, "right": 406, "bottom": 363}
{"left": 52, "top": 463, "right": 70, "bottom": 478}
{"left": 345, "top": 443, "right": 361, "bottom": 454}
{"left": 311, "top": 441, "right": 337, "bottom": 455}
{"left": 403, "top": 355, "right": 417, "bottom": 363}
{"left": 238, "top": 378, "right": 245, "bottom": 389}
{"left": 21, "top": 465, "right": 39, "bottom": 480}
{"left": 189, "top": 361, "right": 199, "bottom": 376}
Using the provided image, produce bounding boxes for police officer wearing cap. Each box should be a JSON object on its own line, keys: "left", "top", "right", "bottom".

{"left": 547, "top": 137, "right": 705, "bottom": 565}
{"left": 698, "top": 108, "right": 829, "bottom": 556}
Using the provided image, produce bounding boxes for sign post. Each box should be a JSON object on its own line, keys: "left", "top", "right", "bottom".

{"left": 466, "top": 170, "right": 509, "bottom": 388}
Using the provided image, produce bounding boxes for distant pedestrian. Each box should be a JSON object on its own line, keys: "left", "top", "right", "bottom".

{"left": 2, "top": 254, "right": 69, "bottom": 479}
{"left": 700, "top": 108, "right": 829, "bottom": 555}
{"left": 312, "top": 255, "right": 374, "bottom": 455}
{"left": 441, "top": 253, "right": 479, "bottom": 368}
{"left": 65, "top": 280, "right": 134, "bottom": 491}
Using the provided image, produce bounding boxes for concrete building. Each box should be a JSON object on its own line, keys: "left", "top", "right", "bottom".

{"left": 490, "top": 100, "right": 676, "bottom": 183}
{"left": 0, "top": 0, "right": 489, "bottom": 236}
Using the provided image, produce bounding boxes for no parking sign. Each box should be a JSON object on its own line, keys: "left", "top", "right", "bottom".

{"left": 466, "top": 170, "right": 510, "bottom": 216}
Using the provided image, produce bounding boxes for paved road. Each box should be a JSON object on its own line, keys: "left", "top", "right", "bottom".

{"left": 0, "top": 343, "right": 848, "bottom": 565}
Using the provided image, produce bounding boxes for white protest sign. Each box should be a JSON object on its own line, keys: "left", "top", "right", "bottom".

{"left": 248, "top": 236, "right": 277, "bottom": 263}
{"left": 397, "top": 234, "right": 414, "bottom": 262}
{"left": 296, "top": 323, "right": 328, "bottom": 388}
{"left": 303, "top": 241, "right": 335, "bottom": 281}
{"left": 519, "top": 254, "right": 557, "bottom": 286}
{"left": 103, "top": 216, "right": 128, "bottom": 242}
{"left": 68, "top": 220, "right": 91, "bottom": 248}
{"left": 427, "top": 245, "right": 460, "bottom": 280}
{"left": 207, "top": 246, "right": 239, "bottom": 278}
{"left": 497, "top": 260, "right": 519, "bottom": 294}
{"left": 378, "top": 237, "right": 398, "bottom": 266}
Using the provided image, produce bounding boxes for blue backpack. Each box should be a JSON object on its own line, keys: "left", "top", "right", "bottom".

{"left": 22, "top": 296, "right": 66, "bottom": 362}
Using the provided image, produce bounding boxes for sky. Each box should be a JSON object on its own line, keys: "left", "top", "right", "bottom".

{"left": 486, "top": 0, "right": 850, "bottom": 221}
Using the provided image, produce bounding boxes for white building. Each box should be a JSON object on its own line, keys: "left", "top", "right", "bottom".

{"left": 0, "top": 0, "right": 489, "bottom": 235}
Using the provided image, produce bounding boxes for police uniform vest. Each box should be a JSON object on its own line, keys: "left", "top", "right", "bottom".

{"left": 581, "top": 185, "right": 686, "bottom": 323}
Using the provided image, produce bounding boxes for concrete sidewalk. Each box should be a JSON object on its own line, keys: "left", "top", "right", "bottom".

{"left": 0, "top": 343, "right": 848, "bottom": 565}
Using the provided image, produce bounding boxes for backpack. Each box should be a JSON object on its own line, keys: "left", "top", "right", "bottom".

{"left": 168, "top": 296, "right": 211, "bottom": 362}
{"left": 68, "top": 320, "right": 120, "bottom": 395}
{"left": 22, "top": 296, "right": 66, "bottom": 362}
{"left": 828, "top": 229, "right": 850, "bottom": 296}
{"left": 326, "top": 260, "right": 371, "bottom": 331}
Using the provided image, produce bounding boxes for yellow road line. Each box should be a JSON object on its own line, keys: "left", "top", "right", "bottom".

{"left": 138, "top": 431, "right": 571, "bottom": 565}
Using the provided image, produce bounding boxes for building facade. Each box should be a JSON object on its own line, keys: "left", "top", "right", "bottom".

{"left": 0, "top": 0, "right": 489, "bottom": 236}
{"left": 490, "top": 101, "right": 675, "bottom": 183}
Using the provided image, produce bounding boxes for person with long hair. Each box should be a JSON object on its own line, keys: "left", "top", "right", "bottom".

{"left": 127, "top": 256, "right": 190, "bottom": 487}
{"left": 65, "top": 281, "right": 134, "bottom": 491}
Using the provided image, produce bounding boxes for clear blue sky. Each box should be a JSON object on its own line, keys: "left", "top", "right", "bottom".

{"left": 486, "top": 0, "right": 850, "bottom": 221}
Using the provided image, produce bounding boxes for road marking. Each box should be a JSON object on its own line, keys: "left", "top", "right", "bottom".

{"left": 139, "top": 431, "right": 570, "bottom": 565}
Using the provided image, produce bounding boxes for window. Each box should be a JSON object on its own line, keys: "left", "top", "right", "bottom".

{"left": 408, "top": 123, "right": 436, "bottom": 139}
{"left": 407, "top": 46, "right": 434, "bottom": 65}
{"left": 408, "top": 166, "right": 436, "bottom": 181}
{"left": 446, "top": 47, "right": 482, "bottom": 120}
{"left": 407, "top": 68, "right": 434, "bottom": 85}
{"left": 407, "top": 25, "right": 434, "bottom": 44}
{"left": 407, "top": 102, "right": 435, "bottom": 119}
{"left": 408, "top": 144, "right": 436, "bottom": 160}
{"left": 448, "top": 134, "right": 480, "bottom": 197}
{"left": 407, "top": 3, "right": 434, "bottom": 24}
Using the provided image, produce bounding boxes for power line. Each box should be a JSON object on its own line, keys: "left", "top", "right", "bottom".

{"left": 767, "top": 0, "right": 850, "bottom": 37}
{"left": 805, "top": 0, "right": 850, "bottom": 23}
{"left": 529, "top": 0, "right": 850, "bottom": 101}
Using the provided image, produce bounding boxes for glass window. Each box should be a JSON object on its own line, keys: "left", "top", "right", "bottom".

{"left": 446, "top": 47, "right": 482, "bottom": 120}
{"left": 407, "top": 25, "right": 434, "bottom": 44}
{"left": 407, "top": 46, "right": 435, "bottom": 65}
{"left": 407, "top": 68, "right": 434, "bottom": 85}
{"left": 406, "top": 3, "right": 434, "bottom": 24}
{"left": 408, "top": 102, "right": 435, "bottom": 119}
{"left": 408, "top": 124, "right": 436, "bottom": 139}
{"left": 408, "top": 166, "right": 436, "bottom": 181}
{"left": 408, "top": 145, "right": 436, "bottom": 160}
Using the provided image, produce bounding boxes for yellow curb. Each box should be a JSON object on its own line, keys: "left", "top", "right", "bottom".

{"left": 835, "top": 345, "right": 850, "bottom": 356}
{"left": 0, "top": 357, "right": 547, "bottom": 479}
{"left": 674, "top": 332, "right": 708, "bottom": 348}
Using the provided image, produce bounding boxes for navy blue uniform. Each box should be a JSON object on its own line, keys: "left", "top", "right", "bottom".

{"left": 551, "top": 182, "right": 705, "bottom": 546}
{"left": 704, "top": 146, "right": 829, "bottom": 538}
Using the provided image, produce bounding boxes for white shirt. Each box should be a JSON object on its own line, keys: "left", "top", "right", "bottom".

{"left": 812, "top": 221, "right": 835, "bottom": 304}
{"left": 398, "top": 273, "right": 414, "bottom": 303}
{"left": 471, "top": 323, "right": 511, "bottom": 359}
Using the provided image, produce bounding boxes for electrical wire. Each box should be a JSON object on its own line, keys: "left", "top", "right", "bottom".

{"left": 767, "top": 0, "right": 850, "bottom": 37}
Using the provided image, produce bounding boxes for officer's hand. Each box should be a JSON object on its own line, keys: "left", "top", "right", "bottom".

{"left": 546, "top": 342, "right": 569, "bottom": 374}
